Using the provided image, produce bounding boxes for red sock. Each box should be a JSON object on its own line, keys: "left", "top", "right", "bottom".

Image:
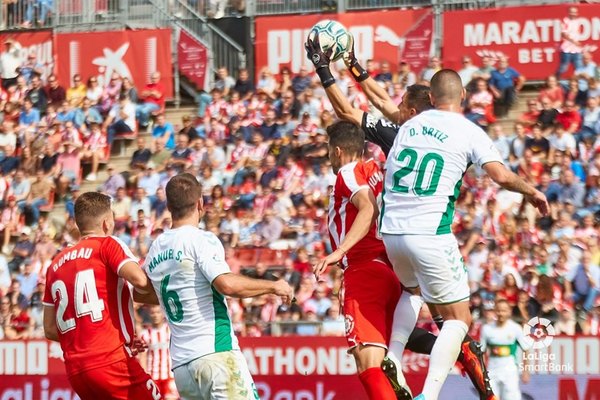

{"left": 358, "top": 367, "right": 397, "bottom": 400}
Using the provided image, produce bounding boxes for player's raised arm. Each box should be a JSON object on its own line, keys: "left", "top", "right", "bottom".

{"left": 305, "top": 36, "right": 364, "bottom": 126}
{"left": 119, "top": 262, "right": 159, "bottom": 305}
{"left": 212, "top": 273, "right": 293, "bottom": 303}
{"left": 342, "top": 33, "right": 401, "bottom": 123}
{"left": 482, "top": 161, "right": 549, "bottom": 215}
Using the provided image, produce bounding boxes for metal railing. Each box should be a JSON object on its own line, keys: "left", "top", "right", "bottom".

{"left": 0, "top": 0, "right": 584, "bottom": 29}
{"left": 346, "top": 0, "right": 429, "bottom": 11}
{"left": 172, "top": 0, "right": 246, "bottom": 70}
{"left": 249, "top": 0, "right": 327, "bottom": 16}
{"left": 49, "top": 0, "right": 245, "bottom": 96}
{"left": 0, "top": 0, "right": 54, "bottom": 30}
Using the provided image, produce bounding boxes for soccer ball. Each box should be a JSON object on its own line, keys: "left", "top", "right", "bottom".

{"left": 307, "top": 20, "right": 351, "bottom": 62}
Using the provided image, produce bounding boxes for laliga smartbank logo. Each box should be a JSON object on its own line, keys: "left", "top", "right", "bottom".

{"left": 519, "top": 317, "right": 573, "bottom": 373}
{"left": 523, "top": 316, "right": 555, "bottom": 349}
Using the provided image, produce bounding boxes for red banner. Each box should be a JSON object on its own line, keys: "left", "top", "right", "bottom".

{"left": 2, "top": 336, "right": 599, "bottom": 400}
{"left": 400, "top": 12, "right": 434, "bottom": 74}
{"left": 443, "top": 3, "right": 600, "bottom": 81}
{"left": 55, "top": 29, "right": 173, "bottom": 98}
{"left": 0, "top": 30, "right": 54, "bottom": 82}
{"left": 178, "top": 30, "right": 209, "bottom": 92}
{"left": 255, "top": 9, "right": 433, "bottom": 76}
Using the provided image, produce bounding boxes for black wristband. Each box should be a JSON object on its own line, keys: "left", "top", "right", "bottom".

{"left": 349, "top": 60, "right": 369, "bottom": 82}
{"left": 316, "top": 67, "right": 335, "bottom": 89}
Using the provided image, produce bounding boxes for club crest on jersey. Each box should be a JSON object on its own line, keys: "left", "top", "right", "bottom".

{"left": 345, "top": 314, "right": 355, "bottom": 336}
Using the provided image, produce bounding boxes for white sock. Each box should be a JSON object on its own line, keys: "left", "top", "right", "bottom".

{"left": 388, "top": 291, "right": 424, "bottom": 361}
{"left": 421, "top": 319, "right": 468, "bottom": 400}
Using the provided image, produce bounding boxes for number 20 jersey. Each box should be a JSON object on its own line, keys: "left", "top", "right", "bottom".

{"left": 143, "top": 226, "right": 239, "bottom": 369}
{"left": 381, "top": 109, "right": 503, "bottom": 236}
{"left": 43, "top": 236, "right": 138, "bottom": 375}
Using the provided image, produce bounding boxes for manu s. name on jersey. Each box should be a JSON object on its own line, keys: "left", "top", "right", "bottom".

{"left": 147, "top": 249, "right": 184, "bottom": 272}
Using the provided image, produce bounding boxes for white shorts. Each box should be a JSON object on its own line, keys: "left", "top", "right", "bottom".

{"left": 489, "top": 366, "right": 521, "bottom": 400}
{"left": 382, "top": 233, "right": 470, "bottom": 304}
{"left": 173, "top": 350, "right": 258, "bottom": 400}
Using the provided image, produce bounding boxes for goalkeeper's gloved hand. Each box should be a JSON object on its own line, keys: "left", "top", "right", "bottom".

{"left": 305, "top": 35, "right": 335, "bottom": 88}
{"left": 343, "top": 33, "right": 369, "bottom": 83}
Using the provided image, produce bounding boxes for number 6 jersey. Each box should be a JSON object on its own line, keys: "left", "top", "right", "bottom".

{"left": 381, "top": 109, "right": 503, "bottom": 235}
{"left": 42, "top": 236, "right": 138, "bottom": 376}
{"left": 143, "top": 226, "right": 239, "bottom": 369}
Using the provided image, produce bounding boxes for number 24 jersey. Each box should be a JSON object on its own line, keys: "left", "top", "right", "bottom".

{"left": 381, "top": 109, "right": 503, "bottom": 236}
{"left": 43, "top": 236, "right": 138, "bottom": 375}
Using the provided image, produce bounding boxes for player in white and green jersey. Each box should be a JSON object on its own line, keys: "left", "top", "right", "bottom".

{"left": 143, "top": 173, "right": 293, "bottom": 400}
{"left": 380, "top": 70, "right": 548, "bottom": 400}
{"left": 481, "top": 300, "right": 531, "bottom": 400}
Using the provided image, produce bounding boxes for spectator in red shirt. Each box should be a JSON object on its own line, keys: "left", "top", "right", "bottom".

{"left": 556, "top": 100, "right": 582, "bottom": 134}
{"left": 497, "top": 273, "right": 520, "bottom": 306}
{"left": 537, "top": 75, "right": 564, "bottom": 109}
{"left": 4, "top": 302, "right": 33, "bottom": 339}
{"left": 136, "top": 71, "right": 165, "bottom": 127}
{"left": 293, "top": 247, "right": 312, "bottom": 275}
{"left": 45, "top": 74, "right": 66, "bottom": 108}
{"left": 518, "top": 149, "right": 545, "bottom": 185}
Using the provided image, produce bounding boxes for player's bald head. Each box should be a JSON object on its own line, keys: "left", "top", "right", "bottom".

{"left": 429, "top": 69, "right": 464, "bottom": 106}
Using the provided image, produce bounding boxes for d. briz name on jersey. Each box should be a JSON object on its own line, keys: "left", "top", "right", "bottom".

{"left": 409, "top": 126, "right": 448, "bottom": 143}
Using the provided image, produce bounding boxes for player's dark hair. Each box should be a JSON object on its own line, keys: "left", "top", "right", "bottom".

{"left": 74, "top": 192, "right": 112, "bottom": 232}
{"left": 166, "top": 173, "right": 203, "bottom": 221}
{"left": 326, "top": 121, "right": 364, "bottom": 157}
{"left": 430, "top": 69, "right": 463, "bottom": 104}
{"left": 405, "top": 84, "right": 433, "bottom": 114}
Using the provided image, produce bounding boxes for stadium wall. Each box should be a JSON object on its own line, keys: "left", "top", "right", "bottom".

{"left": 1, "top": 336, "right": 599, "bottom": 400}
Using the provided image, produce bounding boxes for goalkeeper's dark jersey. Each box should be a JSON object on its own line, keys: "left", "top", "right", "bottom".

{"left": 360, "top": 112, "right": 400, "bottom": 157}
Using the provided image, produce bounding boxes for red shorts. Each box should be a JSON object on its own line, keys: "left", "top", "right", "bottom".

{"left": 341, "top": 259, "right": 401, "bottom": 350}
{"left": 155, "top": 378, "right": 178, "bottom": 399}
{"left": 68, "top": 357, "right": 162, "bottom": 400}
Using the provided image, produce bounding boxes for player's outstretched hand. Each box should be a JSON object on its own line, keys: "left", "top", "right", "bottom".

{"left": 273, "top": 279, "right": 294, "bottom": 305}
{"left": 313, "top": 249, "right": 343, "bottom": 281}
{"left": 305, "top": 34, "right": 333, "bottom": 71}
{"left": 342, "top": 33, "right": 369, "bottom": 82}
{"left": 130, "top": 336, "right": 148, "bottom": 356}
{"left": 342, "top": 32, "right": 356, "bottom": 68}
{"left": 525, "top": 190, "right": 549, "bottom": 216}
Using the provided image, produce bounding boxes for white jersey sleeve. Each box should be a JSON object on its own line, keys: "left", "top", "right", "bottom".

{"left": 195, "top": 232, "right": 231, "bottom": 283}
{"left": 470, "top": 129, "right": 504, "bottom": 169}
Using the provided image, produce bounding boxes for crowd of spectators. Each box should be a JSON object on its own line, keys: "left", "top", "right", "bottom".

{"left": 0, "top": 39, "right": 174, "bottom": 339}
{"left": 0, "top": 38, "right": 599, "bottom": 341}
